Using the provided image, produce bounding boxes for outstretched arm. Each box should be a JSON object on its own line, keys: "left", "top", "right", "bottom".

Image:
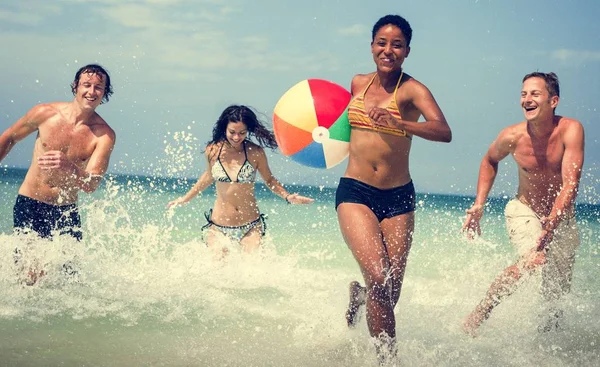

{"left": 462, "top": 128, "right": 514, "bottom": 238}
{"left": 167, "top": 147, "right": 216, "bottom": 208}
{"left": 0, "top": 105, "right": 49, "bottom": 162}
{"left": 255, "top": 147, "right": 313, "bottom": 205}
{"left": 537, "top": 119, "right": 585, "bottom": 250}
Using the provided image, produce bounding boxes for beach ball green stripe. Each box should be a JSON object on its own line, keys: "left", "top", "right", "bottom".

{"left": 328, "top": 108, "right": 350, "bottom": 142}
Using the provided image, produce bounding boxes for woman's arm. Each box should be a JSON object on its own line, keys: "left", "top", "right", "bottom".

{"left": 254, "top": 145, "right": 313, "bottom": 204}
{"left": 167, "top": 145, "right": 216, "bottom": 208}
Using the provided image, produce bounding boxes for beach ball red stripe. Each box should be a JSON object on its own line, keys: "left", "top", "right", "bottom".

{"left": 308, "top": 79, "right": 351, "bottom": 129}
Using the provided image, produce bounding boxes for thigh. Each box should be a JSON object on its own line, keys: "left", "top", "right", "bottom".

{"left": 337, "top": 203, "right": 389, "bottom": 283}
{"left": 380, "top": 211, "right": 414, "bottom": 270}
{"left": 205, "top": 226, "right": 227, "bottom": 248}
{"left": 239, "top": 225, "right": 262, "bottom": 252}
{"left": 13, "top": 196, "right": 51, "bottom": 237}
{"left": 505, "top": 201, "right": 542, "bottom": 257}
{"left": 542, "top": 221, "right": 580, "bottom": 292}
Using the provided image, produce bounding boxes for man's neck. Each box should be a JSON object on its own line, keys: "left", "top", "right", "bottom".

{"left": 527, "top": 115, "right": 557, "bottom": 138}
{"left": 67, "top": 100, "right": 96, "bottom": 125}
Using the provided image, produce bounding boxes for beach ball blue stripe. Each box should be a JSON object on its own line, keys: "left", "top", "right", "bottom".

{"left": 290, "top": 142, "right": 326, "bottom": 169}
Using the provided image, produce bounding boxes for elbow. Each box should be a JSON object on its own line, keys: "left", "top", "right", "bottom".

{"left": 443, "top": 125, "right": 452, "bottom": 143}
{"left": 81, "top": 183, "right": 99, "bottom": 194}
{"left": 80, "top": 175, "right": 102, "bottom": 193}
{"left": 442, "top": 130, "right": 452, "bottom": 143}
{"left": 264, "top": 176, "right": 276, "bottom": 188}
{"left": 437, "top": 127, "right": 452, "bottom": 143}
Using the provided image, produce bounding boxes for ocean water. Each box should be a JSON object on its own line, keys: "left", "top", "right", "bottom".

{"left": 0, "top": 167, "right": 599, "bottom": 367}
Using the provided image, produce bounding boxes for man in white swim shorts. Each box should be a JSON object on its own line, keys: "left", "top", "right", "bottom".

{"left": 460, "top": 72, "right": 585, "bottom": 336}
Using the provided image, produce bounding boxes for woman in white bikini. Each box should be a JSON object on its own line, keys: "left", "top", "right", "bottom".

{"left": 167, "top": 105, "right": 313, "bottom": 252}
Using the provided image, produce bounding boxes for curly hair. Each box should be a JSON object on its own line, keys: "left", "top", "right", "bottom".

{"left": 372, "top": 14, "right": 413, "bottom": 47}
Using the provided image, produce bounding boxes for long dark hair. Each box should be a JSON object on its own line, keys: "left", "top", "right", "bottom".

{"left": 207, "top": 105, "right": 278, "bottom": 150}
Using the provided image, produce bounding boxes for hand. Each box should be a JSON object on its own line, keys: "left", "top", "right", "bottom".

{"left": 522, "top": 249, "right": 547, "bottom": 271}
{"left": 536, "top": 216, "right": 557, "bottom": 251}
{"left": 462, "top": 204, "right": 484, "bottom": 239}
{"left": 368, "top": 107, "right": 400, "bottom": 128}
{"left": 37, "top": 150, "right": 74, "bottom": 171}
{"left": 286, "top": 193, "right": 314, "bottom": 205}
{"left": 167, "top": 197, "right": 187, "bottom": 209}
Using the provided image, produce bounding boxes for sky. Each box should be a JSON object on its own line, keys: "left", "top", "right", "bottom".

{"left": 1, "top": 0, "right": 599, "bottom": 201}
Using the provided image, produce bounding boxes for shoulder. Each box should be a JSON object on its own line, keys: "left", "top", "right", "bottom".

{"left": 557, "top": 116, "right": 584, "bottom": 132}
{"left": 350, "top": 73, "right": 374, "bottom": 95}
{"left": 496, "top": 122, "right": 526, "bottom": 148}
{"left": 204, "top": 142, "right": 220, "bottom": 158}
{"left": 556, "top": 116, "right": 584, "bottom": 142}
{"left": 27, "top": 102, "right": 62, "bottom": 121}
{"left": 398, "top": 73, "right": 430, "bottom": 97}
{"left": 246, "top": 141, "right": 266, "bottom": 158}
{"left": 90, "top": 113, "right": 116, "bottom": 141}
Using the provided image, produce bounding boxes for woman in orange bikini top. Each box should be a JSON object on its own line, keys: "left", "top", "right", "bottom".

{"left": 335, "top": 14, "right": 453, "bottom": 361}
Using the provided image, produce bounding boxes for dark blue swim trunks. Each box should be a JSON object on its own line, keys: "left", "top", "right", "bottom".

{"left": 335, "top": 177, "right": 415, "bottom": 222}
{"left": 13, "top": 194, "right": 82, "bottom": 241}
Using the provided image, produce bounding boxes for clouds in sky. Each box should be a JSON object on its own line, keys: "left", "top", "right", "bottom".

{"left": 1, "top": 0, "right": 599, "bottom": 200}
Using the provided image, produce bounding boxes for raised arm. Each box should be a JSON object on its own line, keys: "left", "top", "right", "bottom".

{"left": 537, "top": 119, "right": 585, "bottom": 249}
{"left": 255, "top": 147, "right": 313, "bottom": 205}
{"left": 462, "top": 127, "right": 514, "bottom": 238}
{"left": 0, "top": 104, "right": 49, "bottom": 162}
{"left": 167, "top": 146, "right": 216, "bottom": 208}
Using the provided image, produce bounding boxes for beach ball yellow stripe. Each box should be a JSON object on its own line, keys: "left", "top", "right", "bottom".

{"left": 273, "top": 80, "right": 318, "bottom": 133}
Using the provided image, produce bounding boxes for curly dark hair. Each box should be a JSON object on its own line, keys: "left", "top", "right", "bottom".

{"left": 372, "top": 14, "right": 413, "bottom": 47}
{"left": 71, "top": 64, "right": 113, "bottom": 103}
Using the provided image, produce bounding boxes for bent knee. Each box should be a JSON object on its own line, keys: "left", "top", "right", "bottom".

{"left": 364, "top": 276, "right": 391, "bottom": 299}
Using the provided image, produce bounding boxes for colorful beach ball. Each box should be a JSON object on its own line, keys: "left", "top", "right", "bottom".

{"left": 273, "top": 79, "right": 351, "bottom": 169}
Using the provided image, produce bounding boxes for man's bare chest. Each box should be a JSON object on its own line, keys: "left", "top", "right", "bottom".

{"left": 513, "top": 141, "right": 564, "bottom": 174}
{"left": 37, "top": 123, "right": 96, "bottom": 163}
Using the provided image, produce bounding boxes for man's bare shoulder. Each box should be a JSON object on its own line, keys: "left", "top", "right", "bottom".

{"left": 89, "top": 113, "right": 115, "bottom": 139}
{"left": 496, "top": 121, "right": 527, "bottom": 149}
{"left": 27, "top": 102, "right": 64, "bottom": 123}
{"left": 557, "top": 115, "right": 584, "bottom": 131}
{"left": 500, "top": 121, "right": 526, "bottom": 138}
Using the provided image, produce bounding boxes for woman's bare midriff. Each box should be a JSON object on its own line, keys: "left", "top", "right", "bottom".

{"left": 343, "top": 129, "right": 412, "bottom": 189}
{"left": 212, "top": 182, "right": 261, "bottom": 225}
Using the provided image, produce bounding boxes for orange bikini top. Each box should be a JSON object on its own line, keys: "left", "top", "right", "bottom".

{"left": 347, "top": 72, "right": 411, "bottom": 138}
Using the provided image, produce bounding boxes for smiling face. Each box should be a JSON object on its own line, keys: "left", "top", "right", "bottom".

{"left": 520, "top": 77, "right": 559, "bottom": 122}
{"left": 225, "top": 121, "right": 248, "bottom": 149}
{"left": 74, "top": 72, "right": 106, "bottom": 110}
{"left": 371, "top": 24, "right": 410, "bottom": 73}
